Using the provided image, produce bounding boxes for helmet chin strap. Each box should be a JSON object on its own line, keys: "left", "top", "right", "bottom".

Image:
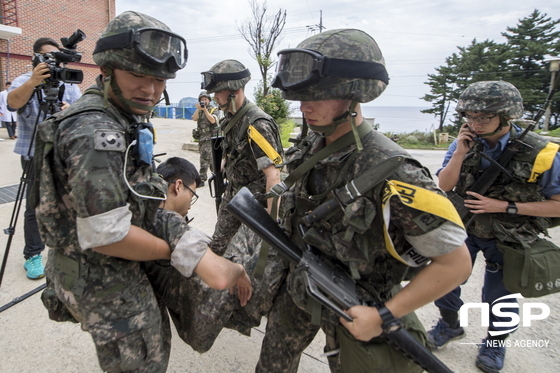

{"left": 103, "top": 67, "right": 156, "bottom": 114}
{"left": 307, "top": 101, "right": 362, "bottom": 150}
{"left": 476, "top": 116, "right": 509, "bottom": 138}
{"left": 220, "top": 92, "right": 237, "bottom": 114}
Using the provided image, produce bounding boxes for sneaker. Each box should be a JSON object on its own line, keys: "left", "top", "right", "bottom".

{"left": 427, "top": 318, "right": 466, "bottom": 349}
{"left": 476, "top": 338, "right": 505, "bottom": 373}
{"left": 24, "top": 254, "right": 45, "bottom": 279}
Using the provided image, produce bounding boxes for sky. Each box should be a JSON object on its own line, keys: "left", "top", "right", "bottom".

{"left": 115, "top": 0, "right": 559, "bottom": 107}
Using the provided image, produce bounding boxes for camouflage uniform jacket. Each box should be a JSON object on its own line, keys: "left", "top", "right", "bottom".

{"left": 34, "top": 79, "right": 167, "bottom": 345}
{"left": 197, "top": 106, "right": 219, "bottom": 142}
{"left": 455, "top": 128, "right": 553, "bottom": 241}
{"left": 281, "top": 126, "right": 465, "bottom": 310}
{"left": 220, "top": 98, "right": 283, "bottom": 195}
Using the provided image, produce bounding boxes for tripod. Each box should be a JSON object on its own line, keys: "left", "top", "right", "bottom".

{"left": 0, "top": 82, "right": 62, "bottom": 312}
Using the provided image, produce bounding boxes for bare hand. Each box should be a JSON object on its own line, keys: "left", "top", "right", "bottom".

{"left": 464, "top": 191, "right": 507, "bottom": 214}
{"left": 30, "top": 63, "right": 52, "bottom": 86}
{"left": 230, "top": 270, "right": 253, "bottom": 306}
{"left": 60, "top": 101, "right": 70, "bottom": 111}
{"left": 339, "top": 305, "right": 383, "bottom": 341}
{"left": 456, "top": 123, "right": 476, "bottom": 155}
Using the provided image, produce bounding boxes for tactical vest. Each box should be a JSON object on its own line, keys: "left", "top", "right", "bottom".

{"left": 282, "top": 129, "right": 426, "bottom": 303}
{"left": 221, "top": 100, "right": 282, "bottom": 191}
{"left": 455, "top": 130, "right": 552, "bottom": 240}
{"left": 32, "top": 84, "right": 165, "bottom": 255}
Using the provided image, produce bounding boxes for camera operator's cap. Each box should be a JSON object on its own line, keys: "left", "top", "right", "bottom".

{"left": 456, "top": 81, "right": 524, "bottom": 119}
{"left": 93, "top": 11, "right": 187, "bottom": 79}
{"left": 201, "top": 59, "right": 251, "bottom": 93}
{"left": 271, "top": 29, "right": 388, "bottom": 103}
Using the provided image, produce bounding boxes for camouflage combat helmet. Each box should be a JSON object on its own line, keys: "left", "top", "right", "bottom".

{"left": 272, "top": 29, "right": 388, "bottom": 103}
{"left": 198, "top": 90, "right": 211, "bottom": 101}
{"left": 456, "top": 81, "right": 524, "bottom": 119}
{"left": 93, "top": 11, "right": 187, "bottom": 79}
{"left": 201, "top": 59, "right": 251, "bottom": 94}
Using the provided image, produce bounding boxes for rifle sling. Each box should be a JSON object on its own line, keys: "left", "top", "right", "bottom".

{"left": 221, "top": 102, "right": 255, "bottom": 136}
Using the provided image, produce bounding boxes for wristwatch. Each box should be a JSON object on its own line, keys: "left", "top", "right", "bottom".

{"left": 506, "top": 202, "right": 518, "bottom": 215}
{"left": 375, "top": 302, "right": 401, "bottom": 333}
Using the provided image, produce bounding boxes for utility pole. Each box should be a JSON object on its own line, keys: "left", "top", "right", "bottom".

{"left": 543, "top": 57, "right": 560, "bottom": 132}
{"left": 306, "top": 10, "right": 325, "bottom": 34}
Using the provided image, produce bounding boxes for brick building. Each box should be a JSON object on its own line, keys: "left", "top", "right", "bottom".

{"left": 0, "top": 0, "right": 116, "bottom": 92}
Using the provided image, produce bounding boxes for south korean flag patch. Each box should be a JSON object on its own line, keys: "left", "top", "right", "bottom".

{"left": 94, "top": 130, "right": 126, "bottom": 152}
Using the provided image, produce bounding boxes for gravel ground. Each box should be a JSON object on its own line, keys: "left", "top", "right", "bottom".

{"left": 0, "top": 118, "right": 558, "bottom": 373}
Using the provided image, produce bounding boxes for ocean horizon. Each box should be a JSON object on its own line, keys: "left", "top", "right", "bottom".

{"left": 289, "top": 105, "right": 441, "bottom": 134}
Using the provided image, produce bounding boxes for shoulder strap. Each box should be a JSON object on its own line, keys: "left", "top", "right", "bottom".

{"left": 222, "top": 102, "right": 255, "bottom": 136}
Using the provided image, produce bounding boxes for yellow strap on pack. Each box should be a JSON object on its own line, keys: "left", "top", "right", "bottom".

{"left": 248, "top": 125, "right": 283, "bottom": 165}
{"left": 528, "top": 142, "right": 559, "bottom": 183}
{"left": 381, "top": 180, "right": 465, "bottom": 267}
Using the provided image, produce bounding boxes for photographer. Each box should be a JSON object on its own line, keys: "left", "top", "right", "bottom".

{"left": 8, "top": 37, "right": 81, "bottom": 280}
{"left": 191, "top": 91, "right": 218, "bottom": 185}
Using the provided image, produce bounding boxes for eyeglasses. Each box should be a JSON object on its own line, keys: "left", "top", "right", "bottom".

{"left": 271, "top": 48, "right": 389, "bottom": 91}
{"left": 171, "top": 180, "right": 199, "bottom": 206}
{"left": 463, "top": 115, "right": 498, "bottom": 125}
{"left": 94, "top": 27, "right": 188, "bottom": 73}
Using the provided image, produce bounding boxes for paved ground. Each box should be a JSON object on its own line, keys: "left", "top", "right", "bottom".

{"left": 0, "top": 118, "right": 559, "bottom": 372}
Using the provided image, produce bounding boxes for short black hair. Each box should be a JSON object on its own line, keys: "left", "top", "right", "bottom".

{"left": 6, "top": 82, "right": 11, "bottom": 86}
{"left": 157, "top": 157, "right": 201, "bottom": 187}
{"left": 33, "top": 37, "right": 60, "bottom": 53}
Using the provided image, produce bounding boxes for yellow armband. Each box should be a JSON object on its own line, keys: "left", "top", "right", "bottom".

{"left": 381, "top": 180, "right": 465, "bottom": 266}
{"left": 248, "top": 125, "right": 283, "bottom": 165}
{"left": 528, "top": 142, "right": 559, "bottom": 183}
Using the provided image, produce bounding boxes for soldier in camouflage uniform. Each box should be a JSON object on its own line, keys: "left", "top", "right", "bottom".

{"left": 427, "top": 81, "right": 560, "bottom": 373}
{"left": 254, "top": 28, "right": 472, "bottom": 373}
{"left": 32, "top": 11, "right": 190, "bottom": 372}
{"left": 201, "top": 60, "right": 284, "bottom": 255}
{"left": 191, "top": 90, "right": 218, "bottom": 185}
{"left": 142, "top": 156, "right": 255, "bottom": 353}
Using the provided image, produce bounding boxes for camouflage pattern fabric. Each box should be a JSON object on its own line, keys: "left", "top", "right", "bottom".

{"left": 35, "top": 81, "right": 170, "bottom": 372}
{"left": 199, "top": 139, "right": 213, "bottom": 182}
{"left": 455, "top": 129, "right": 552, "bottom": 241}
{"left": 257, "top": 126, "right": 452, "bottom": 372}
{"left": 145, "top": 211, "right": 286, "bottom": 353}
{"left": 197, "top": 107, "right": 218, "bottom": 181}
{"left": 209, "top": 99, "right": 283, "bottom": 255}
{"left": 205, "top": 59, "right": 251, "bottom": 94}
{"left": 455, "top": 80, "right": 524, "bottom": 119}
{"left": 281, "top": 29, "right": 387, "bottom": 103}
{"left": 93, "top": 11, "right": 178, "bottom": 79}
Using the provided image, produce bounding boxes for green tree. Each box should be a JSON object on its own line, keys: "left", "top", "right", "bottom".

{"left": 422, "top": 9, "right": 560, "bottom": 130}
{"left": 253, "top": 77, "right": 292, "bottom": 123}
{"left": 502, "top": 9, "right": 560, "bottom": 125}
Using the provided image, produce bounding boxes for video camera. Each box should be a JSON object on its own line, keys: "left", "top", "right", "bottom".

{"left": 199, "top": 102, "right": 206, "bottom": 108}
{"left": 32, "top": 29, "right": 86, "bottom": 85}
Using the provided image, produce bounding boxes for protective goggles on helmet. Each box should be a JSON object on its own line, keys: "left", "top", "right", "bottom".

{"left": 271, "top": 48, "right": 389, "bottom": 91}
{"left": 94, "top": 27, "right": 188, "bottom": 73}
{"left": 200, "top": 69, "right": 250, "bottom": 91}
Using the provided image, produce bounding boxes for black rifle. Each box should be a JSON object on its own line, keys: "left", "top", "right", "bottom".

{"left": 449, "top": 73, "right": 560, "bottom": 227}
{"left": 227, "top": 187, "right": 453, "bottom": 373}
{"left": 208, "top": 136, "right": 226, "bottom": 213}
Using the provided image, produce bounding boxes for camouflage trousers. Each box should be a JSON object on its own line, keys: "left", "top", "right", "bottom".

{"left": 257, "top": 281, "right": 427, "bottom": 373}
{"left": 209, "top": 191, "right": 240, "bottom": 256}
{"left": 198, "top": 139, "right": 212, "bottom": 182}
{"left": 144, "top": 225, "right": 286, "bottom": 353}
{"left": 43, "top": 249, "right": 171, "bottom": 373}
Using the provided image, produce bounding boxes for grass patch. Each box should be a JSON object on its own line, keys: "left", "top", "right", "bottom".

{"left": 279, "top": 119, "right": 296, "bottom": 148}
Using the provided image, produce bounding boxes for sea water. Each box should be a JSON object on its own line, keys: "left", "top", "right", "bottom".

{"left": 361, "top": 106, "right": 438, "bottom": 134}
{"left": 290, "top": 105, "right": 440, "bottom": 134}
